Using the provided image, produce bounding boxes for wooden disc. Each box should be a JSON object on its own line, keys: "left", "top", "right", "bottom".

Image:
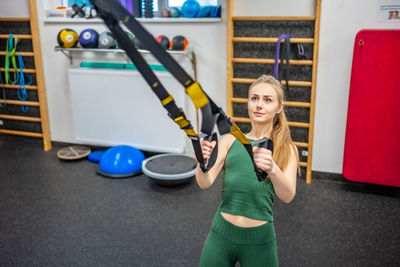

{"left": 57, "top": 145, "right": 92, "bottom": 160}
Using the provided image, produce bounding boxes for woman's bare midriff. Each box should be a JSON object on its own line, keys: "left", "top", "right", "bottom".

{"left": 220, "top": 211, "right": 268, "bottom": 227}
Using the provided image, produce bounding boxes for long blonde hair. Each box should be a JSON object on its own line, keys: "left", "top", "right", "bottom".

{"left": 249, "top": 75, "right": 299, "bottom": 172}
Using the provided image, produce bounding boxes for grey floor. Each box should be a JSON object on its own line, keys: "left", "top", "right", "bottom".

{"left": 1, "top": 136, "right": 400, "bottom": 267}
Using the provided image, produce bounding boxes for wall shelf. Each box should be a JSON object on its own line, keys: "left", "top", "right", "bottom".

{"left": 44, "top": 17, "right": 222, "bottom": 23}
{"left": 55, "top": 46, "right": 195, "bottom": 66}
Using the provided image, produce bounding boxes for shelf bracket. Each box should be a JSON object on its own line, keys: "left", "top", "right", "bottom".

{"left": 55, "top": 47, "right": 73, "bottom": 65}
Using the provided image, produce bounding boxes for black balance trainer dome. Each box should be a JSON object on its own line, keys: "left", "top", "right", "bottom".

{"left": 142, "top": 154, "right": 197, "bottom": 186}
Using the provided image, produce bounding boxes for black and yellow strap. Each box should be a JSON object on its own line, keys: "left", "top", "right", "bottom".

{"left": 90, "top": 0, "right": 271, "bottom": 181}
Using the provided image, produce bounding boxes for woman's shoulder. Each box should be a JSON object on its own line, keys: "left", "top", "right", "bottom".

{"left": 219, "top": 134, "right": 237, "bottom": 150}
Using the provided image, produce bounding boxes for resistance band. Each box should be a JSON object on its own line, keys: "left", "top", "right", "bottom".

{"left": 1, "top": 34, "right": 19, "bottom": 107}
{"left": 17, "top": 53, "right": 32, "bottom": 112}
{"left": 91, "top": 0, "right": 273, "bottom": 181}
{"left": 273, "top": 33, "right": 292, "bottom": 92}
{"left": 5, "top": 34, "right": 20, "bottom": 85}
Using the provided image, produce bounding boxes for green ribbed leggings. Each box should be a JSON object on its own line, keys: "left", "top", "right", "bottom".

{"left": 199, "top": 212, "right": 278, "bottom": 267}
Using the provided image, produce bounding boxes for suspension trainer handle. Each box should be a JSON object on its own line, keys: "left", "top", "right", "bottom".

{"left": 252, "top": 137, "right": 274, "bottom": 181}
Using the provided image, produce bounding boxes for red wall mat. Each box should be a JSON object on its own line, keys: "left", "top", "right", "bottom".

{"left": 343, "top": 29, "right": 400, "bottom": 187}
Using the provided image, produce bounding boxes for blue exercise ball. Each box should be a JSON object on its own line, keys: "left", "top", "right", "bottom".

{"left": 99, "top": 145, "right": 145, "bottom": 178}
{"left": 79, "top": 28, "right": 99, "bottom": 48}
{"left": 181, "top": 0, "right": 200, "bottom": 18}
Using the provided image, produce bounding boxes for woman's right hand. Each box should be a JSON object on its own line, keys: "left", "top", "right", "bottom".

{"left": 200, "top": 139, "right": 217, "bottom": 161}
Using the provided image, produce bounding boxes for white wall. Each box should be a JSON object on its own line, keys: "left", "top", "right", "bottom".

{"left": 0, "top": 0, "right": 30, "bottom": 17}
{"left": 234, "top": 0, "right": 315, "bottom": 16}
{"left": 2, "top": 0, "right": 399, "bottom": 173}
{"left": 314, "top": 0, "right": 399, "bottom": 173}
{"left": 33, "top": 0, "right": 227, "bottom": 150}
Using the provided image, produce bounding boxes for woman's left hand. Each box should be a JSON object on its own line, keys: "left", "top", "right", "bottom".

{"left": 253, "top": 147, "right": 274, "bottom": 174}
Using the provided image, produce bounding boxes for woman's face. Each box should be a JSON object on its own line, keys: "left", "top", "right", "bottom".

{"left": 248, "top": 83, "right": 282, "bottom": 124}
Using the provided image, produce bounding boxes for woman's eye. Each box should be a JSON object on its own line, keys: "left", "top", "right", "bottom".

{"left": 265, "top": 99, "right": 272, "bottom": 103}
{"left": 251, "top": 96, "right": 258, "bottom": 101}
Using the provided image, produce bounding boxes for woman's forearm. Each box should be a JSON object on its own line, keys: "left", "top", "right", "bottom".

{"left": 195, "top": 166, "right": 214, "bottom": 189}
{"left": 268, "top": 161, "right": 297, "bottom": 203}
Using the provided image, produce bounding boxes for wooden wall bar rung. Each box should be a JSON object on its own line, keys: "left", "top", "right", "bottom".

{"left": 232, "top": 116, "right": 310, "bottom": 128}
{"left": 299, "top": 162, "right": 307, "bottom": 167}
{"left": 0, "top": 18, "right": 30, "bottom": 22}
{"left": 233, "top": 16, "right": 315, "bottom": 21}
{"left": 0, "top": 129, "right": 43, "bottom": 138}
{"left": 0, "top": 84, "right": 38, "bottom": 90}
{"left": 0, "top": 51, "right": 34, "bottom": 56}
{"left": 231, "top": 97, "right": 311, "bottom": 108}
{"left": 0, "top": 68, "right": 36, "bottom": 74}
{"left": 0, "top": 99, "right": 40, "bottom": 106}
{"left": 294, "top": 142, "right": 308, "bottom": 148}
{"left": 233, "top": 37, "right": 314, "bottom": 44}
{"left": 288, "top": 122, "right": 310, "bottom": 128}
{"left": 232, "top": 57, "right": 313, "bottom": 66}
{"left": 0, "top": 34, "right": 32, "bottom": 39}
{"left": 0, "top": 114, "right": 41, "bottom": 122}
{"left": 231, "top": 78, "right": 312, "bottom": 87}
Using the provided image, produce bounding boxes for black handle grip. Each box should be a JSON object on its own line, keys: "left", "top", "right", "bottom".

{"left": 195, "top": 132, "right": 218, "bottom": 173}
{"left": 253, "top": 137, "right": 274, "bottom": 182}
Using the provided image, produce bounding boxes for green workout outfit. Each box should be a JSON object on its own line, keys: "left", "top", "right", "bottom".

{"left": 199, "top": 139, "right": 278, "bottom": 267}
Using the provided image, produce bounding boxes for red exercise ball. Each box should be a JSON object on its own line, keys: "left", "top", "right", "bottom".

{"left": 156, "top": 35, "right": 170, "bottom": 50}
{"left": 170, "top": 35, "right": 188, "bottom": 51}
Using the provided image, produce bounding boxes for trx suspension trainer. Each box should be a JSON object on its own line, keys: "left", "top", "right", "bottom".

{"left": 90, "top": 0, "right": 273, "bottom": 182}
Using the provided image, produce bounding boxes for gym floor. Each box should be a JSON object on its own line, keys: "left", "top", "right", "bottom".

{"left": 1, "top": 136, "right": 399, "bottom": 267}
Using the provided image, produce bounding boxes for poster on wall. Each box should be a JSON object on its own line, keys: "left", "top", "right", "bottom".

{"left": 377, "top": 0, "right": 400, "bottom": 23}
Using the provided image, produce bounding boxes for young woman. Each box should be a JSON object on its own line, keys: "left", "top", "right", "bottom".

{"left": 196, "top": 74, "right": 299, "bottom": 267}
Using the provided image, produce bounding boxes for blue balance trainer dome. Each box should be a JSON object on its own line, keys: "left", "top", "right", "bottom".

{"left": 98, "top": 145, "right": 145, "bottom": 178}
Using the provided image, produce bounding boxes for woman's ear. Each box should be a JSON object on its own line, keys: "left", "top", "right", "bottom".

{"left": 277, "top": 104, "right": 283, "bottom": 114}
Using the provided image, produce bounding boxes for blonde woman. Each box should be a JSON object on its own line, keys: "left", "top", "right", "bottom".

{"left": 196, "top": 75, "right": 299, "bottom": 267}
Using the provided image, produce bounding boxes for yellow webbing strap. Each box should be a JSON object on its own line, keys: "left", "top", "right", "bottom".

{"left": 161, "top": 95, "right": 173, "bottom": 106}
{"left": 185, "top": 82, "right": 209, "bottom": 109}
{"left": 230, "top": 124, "right": 252, "bottom": 145}
{"left": 174, "top": 115, "right": 190, "bottom": 129}
{"left": 183, "top": 128, "right": 197, "bottom": 137}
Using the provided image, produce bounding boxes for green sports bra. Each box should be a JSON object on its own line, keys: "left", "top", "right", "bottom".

{"left": 218, "top": 139, "right": 275, "bottom": 221}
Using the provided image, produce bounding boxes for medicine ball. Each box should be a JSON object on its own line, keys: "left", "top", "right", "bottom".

{"left": 162, "top": 8, "right": 170, "bottom": 17}
{"left": 79, "top": 28, "right": 99, "bottom": 48}
{"left": 169, "top": 7, "right": 181, "bottom": 17}
{"left": 134, "top": 38, "right": 144, "bottom": 50}
{"left": 116, "top": 31, "right": 135, "bottom": 49}
{"left": 170, "top": 35, "right": 188, "bottom": 51}
{"left": 181, "top": 0, "right": 200, "bottom": 18}
{"left": 57, "top": 28, "right": 78, "bottom": 48}
{"left": 98, "top": 31, "right": 116, "bottom": 49}
{"left": 156, "top": 35, "right": 170, "bottom": 50}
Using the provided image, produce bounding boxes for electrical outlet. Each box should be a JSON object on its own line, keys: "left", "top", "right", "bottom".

{"left": 302, "top": 150, "right": 308, "bottom": 157}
